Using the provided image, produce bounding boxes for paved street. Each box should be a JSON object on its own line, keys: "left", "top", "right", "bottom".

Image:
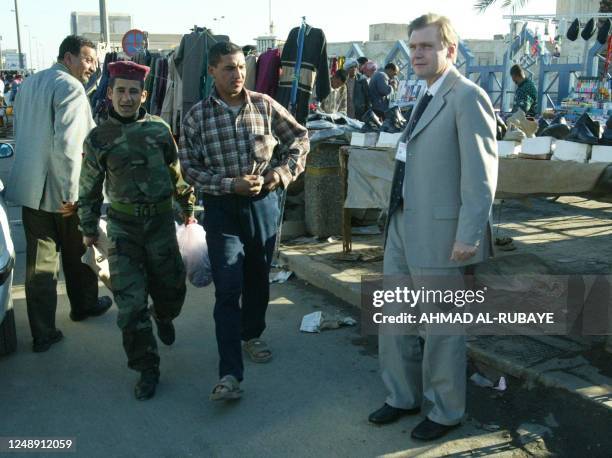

{"left": 1, "top": 135, "right": 611, "bottom": 457}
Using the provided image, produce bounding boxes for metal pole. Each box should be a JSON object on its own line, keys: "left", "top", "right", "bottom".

{"left": 99, "top": 0, "right": 110, "bottom": 45}
{"left": 13, "top": 0, "right": 24, "bottom": 70}
{"left": 0, "top": 35, "right": 3, "bottom": 70}
{"left": 25, "top": 26, "right": 32, "bottom": 72}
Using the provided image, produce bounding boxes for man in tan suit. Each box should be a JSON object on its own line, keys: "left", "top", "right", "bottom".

{"left": 368, "top": 14, "right": 498, "bottom": 441}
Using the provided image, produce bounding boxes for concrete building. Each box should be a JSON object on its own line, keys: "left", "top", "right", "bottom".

{"left": 557, "top": 0, "right": 600, "bottom": 15}
{"left": 1, "top": 50, "right": 27, "bottom": 71}
{"left": 70, "top": 12, "right": 182, "bottom": 52}
{"left": 70, "top": 12, "right": 132, "bottom": 36}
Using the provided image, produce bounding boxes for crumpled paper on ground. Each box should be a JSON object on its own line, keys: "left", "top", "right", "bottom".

{"left": 300, "top": 311, "right": 357, "bottom": 333}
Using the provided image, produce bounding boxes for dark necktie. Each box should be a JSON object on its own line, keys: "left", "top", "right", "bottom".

{"left": 388, "top": 92, "right": 433, "bottom": 216}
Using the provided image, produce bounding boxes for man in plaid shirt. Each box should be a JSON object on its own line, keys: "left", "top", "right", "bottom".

{"left": 179, "top": 41, "right": 309, "bottom": 401}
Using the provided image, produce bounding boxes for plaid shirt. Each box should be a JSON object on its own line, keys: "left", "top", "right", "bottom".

{"left": 179, "top": 88, "right": 309, "bottom": 195}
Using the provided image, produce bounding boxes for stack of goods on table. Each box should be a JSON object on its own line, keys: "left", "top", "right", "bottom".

{"left": 497, "top": 108, "right": 612, "bottom": 164}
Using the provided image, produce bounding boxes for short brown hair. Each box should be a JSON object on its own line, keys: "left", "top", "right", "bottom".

{"left": 408, "top": 13, "right": 458, "bottom": 48}
{"left": 510, "top": 64, "right": 525, "bottom": 79}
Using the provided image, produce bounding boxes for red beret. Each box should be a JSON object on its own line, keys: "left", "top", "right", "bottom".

{"left": 108, "top": 61, "right": 150, "bottom": 82}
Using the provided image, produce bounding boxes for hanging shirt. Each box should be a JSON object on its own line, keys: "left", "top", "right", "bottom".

{"left": 179, "top": 88, "right": 309, "bottom": 195}
{"left": 255, "top": 49, "right": 281, "bottom": 97}
{"left": 245, "top": 54, "right": 258, "bottom": 91}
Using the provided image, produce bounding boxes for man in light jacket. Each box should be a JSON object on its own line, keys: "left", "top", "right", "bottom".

{"left": 368, "top": 14, "right": 497, "bottom": 441}
{"left": 7, "top": 35, "right": 112, "bottom": 353}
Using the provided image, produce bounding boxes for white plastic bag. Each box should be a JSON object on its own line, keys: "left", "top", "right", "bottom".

{"left": 176, "top": 223, "right": 213, "bottom": 287}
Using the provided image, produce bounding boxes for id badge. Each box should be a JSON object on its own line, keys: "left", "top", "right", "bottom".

{"left": 395, "top": 142, "right": 407, "bottom": 162}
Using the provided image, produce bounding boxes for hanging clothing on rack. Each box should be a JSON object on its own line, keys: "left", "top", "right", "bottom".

{"left": 174, "top": 28, "right": 226, "bottom": 117}
{"left": 161, "top": 52, "right": 183, "bottom": 135}
{"left": 276, "top": 24, "right": 330, "bottom": 125}
{"left": 91, "top": 51, "right": 120, "bottom": 122}
{"left": 245, "top": 53, "right": 258, "bottom": 91}
{"left": 255, "top": 48, "right": 281, "bottom": 97}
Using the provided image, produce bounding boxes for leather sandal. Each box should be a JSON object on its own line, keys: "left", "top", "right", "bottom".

{"left": 210, "top": 375, "right": 243, "bottom": 401}
{"left": 243, "top": 338, "right": 273, "bottom": 363}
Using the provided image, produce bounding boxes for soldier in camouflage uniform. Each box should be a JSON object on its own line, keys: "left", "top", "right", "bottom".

{"left": 78, "top": 61, "right": 195, "bottom": 400}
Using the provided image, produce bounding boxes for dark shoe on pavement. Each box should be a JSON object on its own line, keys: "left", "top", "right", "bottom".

{"left": 154, "top": 318, "right": 175, "bottom": 346}
{"left": 134, "top": 368, "right": 160, "bottom": 401}
{"left": 411, "top": 418, "right": 459, "bottom": 441}
{"left": 368, "top": 403, "right": 420, "bottom": 425}
{"left": 32, "top": 329, "right": 63, "bottom": 353}
{"left": 70, "top": 296, "right": 113, "bottom": 322}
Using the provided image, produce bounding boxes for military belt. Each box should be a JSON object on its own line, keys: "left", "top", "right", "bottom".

{"left": 110, "top": 198, "right": 173, "bottom": 217}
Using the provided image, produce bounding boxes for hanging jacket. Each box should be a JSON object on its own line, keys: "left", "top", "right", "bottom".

{"left": 276, "top": 25, "right": 330, "bottom": 125}
{"left": 256, "top": 48, "right": 281, "bottom": 97}
{"left": 245, "top": 54, "right": 258, "bottom": 91}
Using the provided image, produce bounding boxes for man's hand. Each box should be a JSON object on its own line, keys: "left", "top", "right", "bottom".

{"left": 263, "top": 170, "right": 282, "bottom": 192}
{"left": 185, "top": 216, "right": 197, "bottom": 225}
{"left": 59, "top": 201, "right": 78, "bottom": 218}
{"left": 83, "top": 235, "right": 98, "bottom": 247}
{"left": 450, "top": 241, "right": 478, "bottom": 262}
{"left": 234, "top": 175, "right": 264, "bottom": 196}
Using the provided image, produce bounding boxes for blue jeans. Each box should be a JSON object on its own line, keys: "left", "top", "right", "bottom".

{"left": 202, "top": 191, "right": 279, "bottom": 381}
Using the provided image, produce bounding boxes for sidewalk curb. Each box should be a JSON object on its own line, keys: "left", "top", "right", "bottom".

{"left": 280, "top": 247, "right": 612, "bottom": 414}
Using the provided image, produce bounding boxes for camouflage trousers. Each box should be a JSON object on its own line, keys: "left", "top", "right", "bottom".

{"left": 107, "top": 208, "right": 186, "bottom": 372}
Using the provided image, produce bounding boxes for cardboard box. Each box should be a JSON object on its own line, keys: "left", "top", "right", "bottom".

{"left": 376, "top": 132, "right": 403, "bottom": 148}
{"left": 521, "top": 136, "right": 554, "bottom": 156}
{"left": 590, "top": 145, "right": 612, "bottom": 163}
{"left": 498, "top": 141, "right": 521, "bottom": 158}
{"left": 552, "top": 140, "right": 591, "bottom": 163}
{"left": 350, "top": 132, "right": 379, "bottom": 147}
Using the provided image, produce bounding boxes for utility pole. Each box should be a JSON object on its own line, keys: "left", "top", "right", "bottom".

{"left": 13, "top": 0, "right": 24, "bottom": 70}
{"left": 0, "top": 35, "right": 3, "bottom": 70}
{"left": 24, "top": 25, "right": 32, "bottom": 72}
{"left": 99, "top": 0, "right": 110, "bottom": 45}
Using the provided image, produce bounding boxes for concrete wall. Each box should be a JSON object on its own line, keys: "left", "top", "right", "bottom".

{"left": 556, "top": 0, "right": 600, "bottom": 15}
{"left": 369, "top": 24, "right": 409, "bottom": 41}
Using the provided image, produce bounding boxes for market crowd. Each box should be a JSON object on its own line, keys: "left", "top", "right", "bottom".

{"left": 7, "top": 13, "right": 501, "bottom": 442}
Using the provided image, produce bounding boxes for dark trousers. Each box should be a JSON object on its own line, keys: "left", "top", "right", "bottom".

{"left": 202, "top": 191, "right": 279, "bottom": 381}
{"left": 22, "top": 206, "right": 99, "bottom": 341}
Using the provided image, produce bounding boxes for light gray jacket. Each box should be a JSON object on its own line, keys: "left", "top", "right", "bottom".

{"left": 399, "top": 66, "right": 498, "bottom": 268}
{"left": 7, "top": 63, "right": 95, "bottom": 212}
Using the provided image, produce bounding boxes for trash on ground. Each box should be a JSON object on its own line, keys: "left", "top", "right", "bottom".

{"left": 269, "top": 270, "right": 294, "bottom": 284}
{"left": 482, "top": 424, "right": 501, "bottom": 432}
{"left": 300, "top": 311, "right": 323, "bottom": 333}
{"left": 327, "top": 236, "right": 340, "bottom": 243}
{"left": 287, "top": 236, "right": 319, "bottom": 245}
{"left": 300, "top": 312, "right": 357, "bottom": 333}
{"left": 351, "top": 225, "right": 381, "bottom": 235}
{"left": 470, "top": 373, "right": 507, "bottom": 391}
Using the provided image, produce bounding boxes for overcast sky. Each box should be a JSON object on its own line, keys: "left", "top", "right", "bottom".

{"left": 1, "top": 0, "right": 556, "bottom": 70}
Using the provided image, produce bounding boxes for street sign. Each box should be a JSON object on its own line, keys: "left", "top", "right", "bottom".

{"left": 122, "top": 29, "right": 146, "bottom": 57}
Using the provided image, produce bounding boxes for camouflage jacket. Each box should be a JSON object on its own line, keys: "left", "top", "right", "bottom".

{"left": 78, "top": 108, "right": 195, "bottom": 236}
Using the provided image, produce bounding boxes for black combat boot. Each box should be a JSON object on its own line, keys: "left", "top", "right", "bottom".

{"left": 135, "top": 368, "right": 160, "bottom": 401}
{"left": 154, "top": 317, "right": 175, "bottom": 346}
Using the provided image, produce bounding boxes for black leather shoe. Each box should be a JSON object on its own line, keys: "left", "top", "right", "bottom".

{"left": 368, "top": 403, "right": 420, "bottom": 425}
{"left": 598, "top": 18, "right": 611, "bottom": 45}
{"left": 582, "top": 18, "right": 596, "bottom": 41}
{"left": 70, "top": 296, "right": 113, "bottom": 322}
{"left": 32, "top": 329, "right": 63, "bottom": 353}
{"left": 567, "top": 18, "right": 580, "bottom": 41}
{"left": 566, "top": 120, "right": 600, "bottom": 145}
{"left": 154, "top": 318, "right": 175, "bottom": 346}
{"left": 134, "top": 368, "right": 160, "bottom": 401}
{"left": 361, "top": 109, "right": 383, "bottom": 132}
{"left": 536, "top": 118, "right": 550, "bottom": 136}
{"left": 540, "top": 123, "right": 571, "bottom": 140}
{"left": 411, "top": 418, "right": 460, "bottom": 441}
